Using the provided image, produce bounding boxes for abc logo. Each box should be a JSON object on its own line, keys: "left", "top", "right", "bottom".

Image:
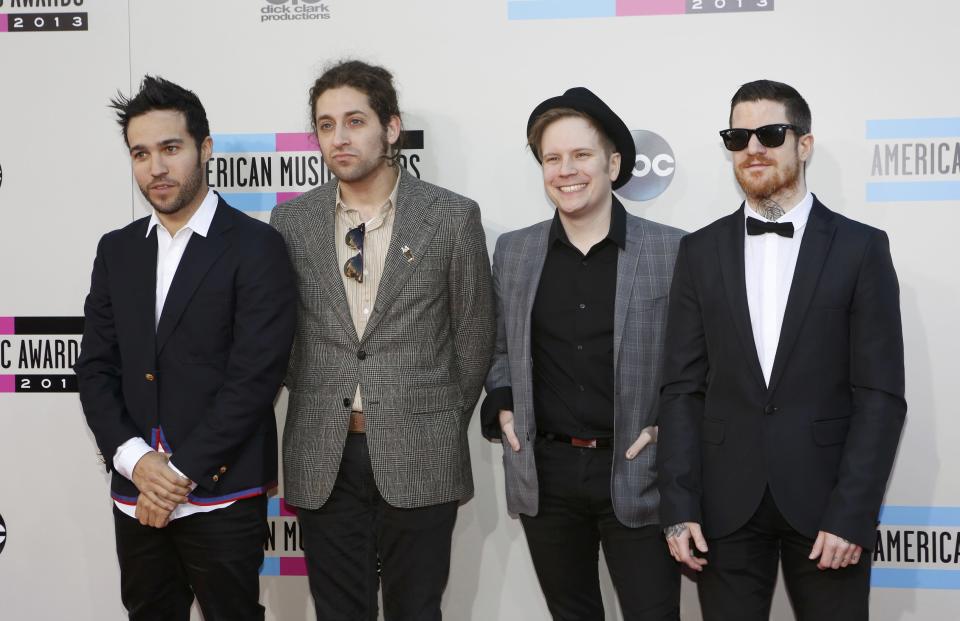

{"left": 617, "top": 130, "right": 675, "bottom": 202}
{"left": 0, "top": 512, "right": 6, "bottom": 555}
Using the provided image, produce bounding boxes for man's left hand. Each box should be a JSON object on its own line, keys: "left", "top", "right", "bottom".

{"left": 135, "top": 493, "right": 174, "bottom": 529}
{"left": 809, "top": 530, "right": 862, "bottom": 569}
{"left": 626, "top": 425, "right": 657, "bottom": 460}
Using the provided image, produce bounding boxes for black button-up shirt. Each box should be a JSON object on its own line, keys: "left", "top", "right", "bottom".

{"left": 481, "top": 199, "right": 625, "bottom": 439}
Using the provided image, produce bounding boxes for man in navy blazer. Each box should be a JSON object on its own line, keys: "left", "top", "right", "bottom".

{"left": 657, "top": 80, "right": 906, "bottom": 620}
{"left": 75, "top": 76, "right": 295, "bottom": 620}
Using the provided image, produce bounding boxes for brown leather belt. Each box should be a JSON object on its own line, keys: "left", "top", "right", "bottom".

{"left": 538, "top": 431, "right": 612, "bottom": 449}
{"left": 348, "top": 411, "right": 366, "bottom": 433}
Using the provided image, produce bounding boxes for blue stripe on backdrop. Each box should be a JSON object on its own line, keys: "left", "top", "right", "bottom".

{"left": 866, "top": 118, "right": 960, "bottom": 140}
{"left": 866, "top": 181, "right": 960, "bottom": 202}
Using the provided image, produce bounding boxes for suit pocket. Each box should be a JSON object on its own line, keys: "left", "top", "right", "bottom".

{"left": 634, "top": 294, "right": 668, "bottom": 313}
{"left": 701, "top": 418, "right": 725, "bottom": 445}
{"left": 812, "top": 416, "right": 851, "bottom": 446}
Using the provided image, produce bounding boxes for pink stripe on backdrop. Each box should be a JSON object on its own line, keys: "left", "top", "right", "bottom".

{"left": 275, "top": 132, "right": 317, "bottom": 152}
{"left": 0, "top": 317, "right": 14, "bottom": 334}
{"left": 616, "top": 0, "right": 686, "bottom": 16}
{"left": 280, "top": 557, "right": 308, "bottom": 576}
{"left": 279, "top": 499, "right": 298, "bottom": 517}
{"left": 0, "top": 15, "right": 8, "bottom": 33}
{"left": 0, "top": 375, "right": 15, "bottom": 393}
{"left": 276, "top": 192, "right": 304, "bottom": 204}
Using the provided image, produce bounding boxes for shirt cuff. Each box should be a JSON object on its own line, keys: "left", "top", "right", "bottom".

{"left": 113, "top": 437, "right": 154, "bottom": 481}
{"left": 480, "top": 386, "right": 514, "bottom": 440}
{"left": 167, "top": 461, "right": 198, "bottom": 491}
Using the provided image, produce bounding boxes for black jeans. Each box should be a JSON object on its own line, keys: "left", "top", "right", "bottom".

{"left": 113, "top": 495, "right": 267, "bottom": 621}
{"left": 520, "top": 437, "right": 680, "bottom": 621}
{"left": 296, "top": 433, "right": 459, "bottom": 621}
{"left": 698, "top": 487, "right": 872, "bottom": 621}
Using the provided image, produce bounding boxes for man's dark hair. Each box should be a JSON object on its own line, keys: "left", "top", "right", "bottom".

{"left": 729, "top": 79, "right": 811, "bottom": 136}
{"left": 109, "top": 76, "right": 210, "bottom": 150}
{"left": 308, "top": 60, "right": 403, "bottom": 162}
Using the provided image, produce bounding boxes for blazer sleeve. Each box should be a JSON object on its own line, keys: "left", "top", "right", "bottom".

{"left": 74, "top": 234, "right": 145, "bottom": 471}
{"left": 820, "top": 229, "right": 907, "bottom": 548}
{"left": 480, "top": 233, "right": 514, "bottom": 439}
{"left": 656, "top": 235, "right": 708, "bottom": 526}
{"left": 171, "top": 226, "right": 297, "bottom": 490}
{"left": 447, "top": 202, "right": 496, "bottom": 418}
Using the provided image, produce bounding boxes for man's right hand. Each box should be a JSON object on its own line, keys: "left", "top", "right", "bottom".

{"left": 131, "top": 451, "right": 191, "bottom": 511}
{"left": 499, "top": 409, "right": 521, "bottom": 452}
{"left": 665, "top": 521, "right": 709, "bottom": 572}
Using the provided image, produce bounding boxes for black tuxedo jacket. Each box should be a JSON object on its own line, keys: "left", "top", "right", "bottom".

{"left": 656, "top": 197, "right": 906, "bottom": 549}
{"left": 75, "top": 196, "right": 296, "bottom": 503}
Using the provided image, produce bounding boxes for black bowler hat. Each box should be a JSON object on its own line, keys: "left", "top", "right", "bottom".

{"left": 527, "top": 87, "right": 636, "bottom": 190}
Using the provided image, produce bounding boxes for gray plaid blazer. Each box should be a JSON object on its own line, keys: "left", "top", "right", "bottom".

{"left": 485, "top": 203, "right": 683, "bottom": 527}
{"left": 270, "top": 169, "right": 495, "bottom": 510}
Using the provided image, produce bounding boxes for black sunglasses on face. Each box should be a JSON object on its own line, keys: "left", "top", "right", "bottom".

{"left": 719, "top": 124, "right": 802, "bottom": 151}
{"left": 344, "top": 223, "right": 365, "bottom": 283}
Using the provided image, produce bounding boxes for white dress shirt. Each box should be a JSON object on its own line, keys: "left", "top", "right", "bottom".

{"left": 744, "top": 192, "right": 814, "bottom": 386}
{"left": 113, "top": 189, "right": 235, "bottom": 520}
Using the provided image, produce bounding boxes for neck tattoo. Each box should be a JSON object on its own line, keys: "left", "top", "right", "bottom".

{"left": 758, "top": 199, "right": 785, "bottom": 221}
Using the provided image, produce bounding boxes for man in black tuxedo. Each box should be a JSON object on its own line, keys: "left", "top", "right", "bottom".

{"left": 656, "top": 80, "right": 905, "bottom": 620}
{"left": 75, "top": 76, "right": 295, "bottom": 620}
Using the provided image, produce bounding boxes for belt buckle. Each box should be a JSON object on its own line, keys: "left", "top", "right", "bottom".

{"left": 570, "top": 437, "right": 597, "bottom": 449}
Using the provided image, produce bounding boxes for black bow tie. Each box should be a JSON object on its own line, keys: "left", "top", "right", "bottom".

{"left": 747, "top": 217, "right": 794, "bottom": 238}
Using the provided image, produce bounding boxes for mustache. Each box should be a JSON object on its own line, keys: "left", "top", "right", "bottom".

{"left": 739, "top": 158, "right": 774, "bottom": 169}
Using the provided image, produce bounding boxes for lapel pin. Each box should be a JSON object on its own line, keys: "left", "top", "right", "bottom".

{"left": 401, "top": 245, "right": 414, "bottom": 263}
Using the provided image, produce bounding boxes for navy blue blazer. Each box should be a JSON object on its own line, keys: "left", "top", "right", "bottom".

{"left": 75, "top": 196, "right": 296, "bottom": 504}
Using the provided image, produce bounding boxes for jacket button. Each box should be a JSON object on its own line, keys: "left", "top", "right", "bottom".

{"left": 357, "top": 350, "right": 366, "bottom": 360}
{"left": 212, "top": 474, "right": 220, "bottom": 482}
{"left": 219, "top": 466, "right": 227, "bottom": 474}
{"left": 343, "top": 397, "right": 352, "bottom": 408}
{"left": 764, "top": 404, "right": 777, "bottom": 415}
{"left": 144, "top": 373, "right": 155, "bottom": 382}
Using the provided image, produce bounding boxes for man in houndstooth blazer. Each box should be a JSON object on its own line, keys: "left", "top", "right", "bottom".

{"left": 270, "top": 61, "right": 495, "bottom": 620}
{"left": 481, "top": 88, "right": 682, "bottom": 619}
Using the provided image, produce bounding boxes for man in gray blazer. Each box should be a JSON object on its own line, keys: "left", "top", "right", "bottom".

{"left": 482, "top": 88, "right": 682, "bottom": 620}
{"left": 270, "top": 60, "right": 495, "bottom": 621}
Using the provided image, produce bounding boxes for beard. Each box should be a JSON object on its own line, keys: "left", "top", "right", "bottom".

{"left": 140, "top": 160, "right": 207, "bottom": 215}
{"left": 735, "top": 153, "right": 802, "bottom": 201}
{"left": 325, "top": 129, "right": 392, "bottom": 183}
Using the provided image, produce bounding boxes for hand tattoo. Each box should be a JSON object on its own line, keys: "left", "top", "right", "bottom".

{"left": 664, "top": 523, "right": 688, "bottom": 539}
{"left": 758, "top": 199, "right": 785, "bottom": 221}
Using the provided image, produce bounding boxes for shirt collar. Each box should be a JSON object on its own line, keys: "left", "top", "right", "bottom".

{"left": 549, "top": 194, "right": 627, "bottom": 251}
{"left": 146, "top": 189, "right": 218, "bottom": 238}
{"left": 335, "top": 168, "right": 401, "bottom": 221}
{"left": 744, "top": 191, "right": 814, "bottom": 231}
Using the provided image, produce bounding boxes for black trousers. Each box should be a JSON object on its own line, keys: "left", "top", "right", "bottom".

{"left": 520, "top": 437, "right": 680, "bottom": 621}
{"left": 297, "top": 433, "right": 459, "bottom": 621}
{"left": 698, "top": 487, "right": 872, "bottom": 621}
{"left": 113, "top": 495, "right": 267, "bottom": 621}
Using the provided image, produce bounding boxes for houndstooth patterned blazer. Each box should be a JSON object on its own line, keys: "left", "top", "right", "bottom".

{"left": 270, "top": 169, "right": 495, "bottom": 510}
{"left": 485, "top": 200, "right": 683, "bottom": 527}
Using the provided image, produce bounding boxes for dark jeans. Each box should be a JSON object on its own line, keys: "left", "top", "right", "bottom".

{"left": 520, "top": 437, "right": 680, "bottom": 621}
{"left": 113, "top": 495, "right": 267, "bottom": 621}
{"left": 698, "top": 487, "right": 872, "bottom": 621}
{"left": 296, "top": 433, "right": 459, "bottom": 621}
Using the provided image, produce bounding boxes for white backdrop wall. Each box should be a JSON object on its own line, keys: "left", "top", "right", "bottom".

{"left": 0, "top": 1, "right": 957, "bottom": 619}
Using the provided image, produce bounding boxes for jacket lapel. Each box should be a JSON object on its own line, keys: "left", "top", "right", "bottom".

{"left": 130, "top": 220, "right": 158, "bottom": 360}
{"left": 613, "top": 211, "right": 643, "bottom": 371}
{"left": 302, "top": 181, "right": 357, "bottom": 340}
{"left": 717, "top": 205, "right": 766, "bottom": 391}
{"left": 361, "top": 170, "right": 441, "bottom": 342}
{"left": 155, "top": 200, "right": 229, "bottom": 355}
{"left": 518, "top": 221, "right": 551, "bottom": 351}
{"left": 767, "top": 198, "right": 837, "bottom": 394}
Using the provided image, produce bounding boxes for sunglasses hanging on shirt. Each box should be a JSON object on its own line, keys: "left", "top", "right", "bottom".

{"left": 344, "top": 223, "right": 365, "bottom": 283}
